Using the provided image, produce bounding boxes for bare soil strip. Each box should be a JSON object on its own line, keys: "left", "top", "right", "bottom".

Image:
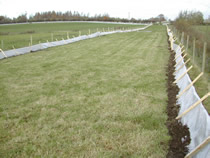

{"left": 166, "top": 39, "right": 191, "bottom": 158}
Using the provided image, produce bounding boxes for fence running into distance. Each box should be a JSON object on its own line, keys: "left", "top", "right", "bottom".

{"left": 0, "top": 25, "right": 151, "bottom": 60}
{"left": 167, "top": 26, "right": 210, "bottom": 158}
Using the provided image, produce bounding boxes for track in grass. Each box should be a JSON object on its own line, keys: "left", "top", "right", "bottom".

{"left": 0, "top": 25, "right": 170, "bottom": 157}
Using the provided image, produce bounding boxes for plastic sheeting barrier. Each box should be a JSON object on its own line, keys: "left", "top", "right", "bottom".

{"left": 167, "top": 28, "right": 210, "bottom": 158}
{"left": 0, "top": 25, "right": 151, "bottom": 60}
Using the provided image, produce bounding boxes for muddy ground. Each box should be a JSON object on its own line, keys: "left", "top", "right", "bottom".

{"left": 165, "top": 39, "right": 191, "bottom": 158}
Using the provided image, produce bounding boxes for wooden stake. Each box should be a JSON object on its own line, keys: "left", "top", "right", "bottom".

{"left": 176, "top": 93, "right": 210, "bottom": 120}
{"left": 185, "top": 137, "right": 210, "bottom": 158}
{"left": 177, "top": 72, "right": 203, "bottom": 99}
{"left": 171, "top": 40, "right": 174, "bottom": 51}
{"left": 193, "top": 38, "right": 195, "bottom": 63}
{"left": 180, "top": 45, "right": 184, "bottom": 51}
{"left": 186, "top": 35, "right": 189, "bottom": 53}
{"left": 174, "top": 44, "right": 180, "bottom": 52}
{"left": 202, "top": 42, "right": 207, "bottom": 73}
{"left": 174, "top": 66, "right": 193, "bottom": 84}
{"left": 12, "top": 46, "right": 19, "bottom": 55}
{"left": 39, "top": 42, "right": 43, "bottom": 49}
{"left": 67, "top": 32, "right": 69, "bottom": 39}
{"left": 175, "top": 55, "right": 187, "bottom": 67}
{"left": 174, "top": 57, "right": 190, "bottom": 74}
{"left": 174, "top": 50, "right": 185, "bottom": 61}
{"left": 175, "top": 53, "right": 187, "bottom": 65}
{"left": 0, "top": 49, "right": 7, "bottom": 58}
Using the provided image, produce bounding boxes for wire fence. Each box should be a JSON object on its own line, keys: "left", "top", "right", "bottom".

{"left": 0, "top": 27, "right": 133, "bottom": 51}
{"left": 170, "top": 26, "right": 210, "bottom": 81}
{"left": 0, "top": 25, "right": 152, "bottom": 60}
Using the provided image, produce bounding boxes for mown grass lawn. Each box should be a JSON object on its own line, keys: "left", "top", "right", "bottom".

{"left": 0, "top": 25, "right": 170, "bottom": 157}
{"left": 0, "top": 22, "right": 143, "bottom": 50}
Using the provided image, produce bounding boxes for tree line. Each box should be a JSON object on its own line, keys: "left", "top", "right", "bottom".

{"left": 173, "top": 10, "right": 205, "bottom": 31}
{"left": 0, "top": 11, "right": 166, "bottom": 24}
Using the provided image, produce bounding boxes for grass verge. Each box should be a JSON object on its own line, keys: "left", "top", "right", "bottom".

{"left": 0, "top": 25, "right": 169, "bottom": 157}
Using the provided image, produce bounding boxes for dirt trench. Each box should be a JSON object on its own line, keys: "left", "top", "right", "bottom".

{"left": 165, "top": 37, "right": 191, "bottom": 158}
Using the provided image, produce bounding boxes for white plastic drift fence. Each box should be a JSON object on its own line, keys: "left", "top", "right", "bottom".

{"left": 167, "top": 26, "right": 210, "bottom": 158}
{"left": 0, "top": 24, "right": 151, "bottom": 60}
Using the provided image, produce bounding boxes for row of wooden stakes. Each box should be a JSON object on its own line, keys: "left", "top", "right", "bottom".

{"left": 167, "top": 26, "right": 210, "bottom": 158}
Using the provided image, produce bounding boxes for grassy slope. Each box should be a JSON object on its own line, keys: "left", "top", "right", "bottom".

{"left": 0, "top": 22, "right": 142, "bottom": 50}
{"left": 0, "top": 25, "right": 169, "bottom": 157}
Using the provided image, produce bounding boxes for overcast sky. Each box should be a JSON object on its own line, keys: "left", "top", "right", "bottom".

{"left": 0, "top": 0, "right": 209, "bottom": 20}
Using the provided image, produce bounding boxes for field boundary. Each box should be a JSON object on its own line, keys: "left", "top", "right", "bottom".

{"left": 170, "top": 26, "right": 209, "bottom": 79}
{"left": 0, "top": 24, "right": 151, "bottom": 60}
{"left": 167, "top": 26, "right": 210, "bottom": 158}
{"left": 0, "top": 21, "right": 149, "bottom": 26}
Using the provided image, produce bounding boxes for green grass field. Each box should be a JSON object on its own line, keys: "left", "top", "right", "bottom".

{"left": 0, "top": 25, "right": 170, "bottom": 157}
{"left": 0, "top": 22, "right": 143, "bottom": 50}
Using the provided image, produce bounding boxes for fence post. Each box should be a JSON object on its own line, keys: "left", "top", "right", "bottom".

{"left": 193, "top": 38, "right": 196, "bottom": 63}
{"left": 186, "top": 35, "right": 189, "bottom": 53}
{"left": 202, "top": 42, "right": 207, "bottom": 73}
{"left": 0, "top": 49, "right": 7, "bottom": 58}
{"left": 67, "top": 32, "right": 69, "bottom": 39}
{"left": 1, "top": 40, "right": 3, "bottom": 50}
{"left": 185, "top": 136, "right": 210, "bottom": 158}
